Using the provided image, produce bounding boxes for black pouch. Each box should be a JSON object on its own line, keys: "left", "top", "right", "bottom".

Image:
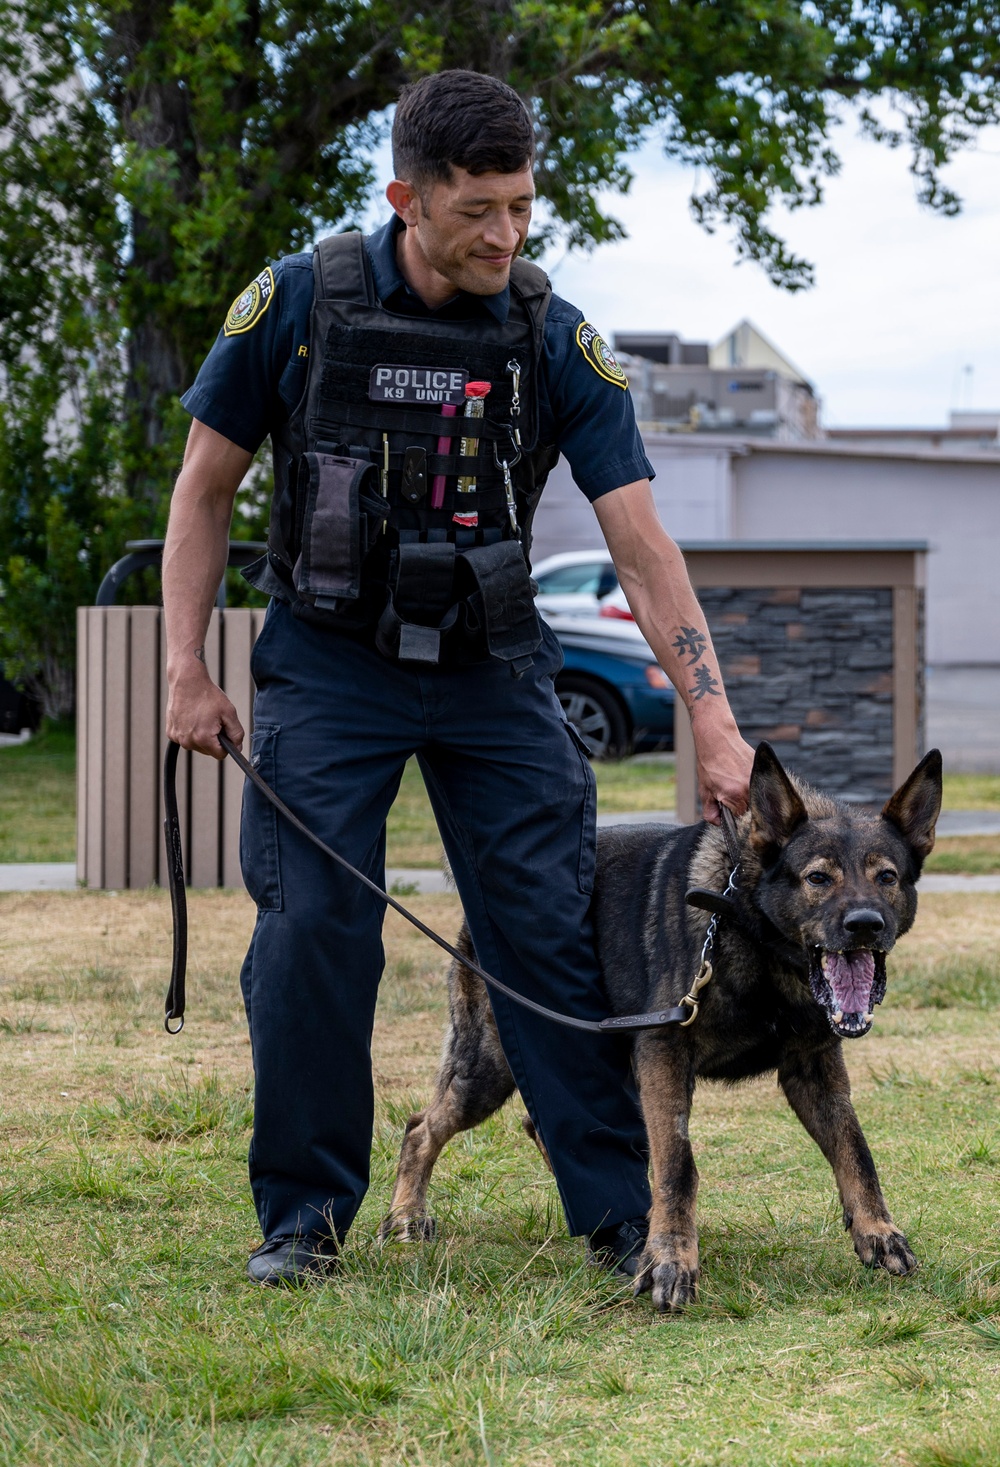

{"left": 375, "top": 542, "right": 458, "bottom": 664}
{"left": 292, "top": 452, "right": 381, "bottom": 608}
{"left": 459, "top": 540, "right": 542, "bottom": 674}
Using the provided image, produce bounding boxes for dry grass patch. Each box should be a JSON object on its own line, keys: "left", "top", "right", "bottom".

{"left": 0, "top": 888, "right": 456, "bottom": 1113}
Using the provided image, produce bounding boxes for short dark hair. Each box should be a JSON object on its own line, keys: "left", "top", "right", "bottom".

{"left": 392, "top": 70, "right": 534, "bottom": 189}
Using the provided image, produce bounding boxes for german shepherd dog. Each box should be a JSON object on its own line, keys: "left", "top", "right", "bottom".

{"left": 380, "top": 743, "right": 942, "bottom": 1312}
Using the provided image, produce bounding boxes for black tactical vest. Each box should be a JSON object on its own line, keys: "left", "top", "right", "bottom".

{"left": 249, "top": 231, "right": 560, "bottom": 670}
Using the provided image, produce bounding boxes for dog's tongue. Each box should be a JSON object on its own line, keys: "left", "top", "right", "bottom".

{"left": 824, "top": 951, "right": 875, "bottom": 1013}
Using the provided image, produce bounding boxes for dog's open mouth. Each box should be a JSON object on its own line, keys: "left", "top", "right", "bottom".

{"left": 809, "top": 949, "right": 888, "bottom": 1038}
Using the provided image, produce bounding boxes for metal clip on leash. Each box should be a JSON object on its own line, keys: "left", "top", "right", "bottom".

{"left": 161, "top": 737, "right": 698, "bottom": 1038}
{"left": 678, "top": 806, "right": 742, "bottom": 1027}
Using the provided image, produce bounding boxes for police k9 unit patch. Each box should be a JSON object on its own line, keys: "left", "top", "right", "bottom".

{"left": 369, "top": 365, "right": 469, "bottom": 405}
{"left": 223, "top": 267, "right": 275, "bottom": 336}
{"left": 575, "top": 322, "right": 628, "bottom": 388}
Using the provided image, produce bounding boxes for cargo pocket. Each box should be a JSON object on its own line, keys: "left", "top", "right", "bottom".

{"left": 564, "top": 720, "right": 598, "bottom": 895}
{"left": 240, "top": 724, "right": 282, "bottom": 911}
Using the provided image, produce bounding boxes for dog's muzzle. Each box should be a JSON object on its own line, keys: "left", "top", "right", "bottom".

{"left": 808, "top": 949, "right": 888, "bottom": 1039}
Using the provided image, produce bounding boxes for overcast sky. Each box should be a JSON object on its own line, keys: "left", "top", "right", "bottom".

{"left": 361, "top": 113, "right": 999, "bottom": 429}
{"left": 541, "top": 118, "right": 1000, "bottom": 429}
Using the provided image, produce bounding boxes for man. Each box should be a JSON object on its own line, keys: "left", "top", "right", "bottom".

{"left": 164, "top": 70, "right": 754, "bottom": 1286}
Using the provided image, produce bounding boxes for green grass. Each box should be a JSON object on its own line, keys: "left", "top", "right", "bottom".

{"left": 925, "top": 836, "right": 1000, "bottom": 875}
{"left": 0, "top": 729, "right": 675, "bottom": 869}
{"left": 0, "top": 721, "right": 76, "bottom": 862}
{"left": 3, "top": 724, "right": 998, "bottom": 869}
{"left": 0, "top": 888, "right": 998, "bottom": 1463}
{"left": 940, "top": 772, "right": 1000, "bottom": 810}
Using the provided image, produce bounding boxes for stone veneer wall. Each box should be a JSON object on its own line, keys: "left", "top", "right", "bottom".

{"left": 697, "top": 586, "right": 924, "bottom": 802}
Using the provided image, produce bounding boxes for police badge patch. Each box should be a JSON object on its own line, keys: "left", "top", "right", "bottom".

{"left": 575, "top": 322, "right": 628, "bottom": 389}
{"left": 223, "top": 267, "right": 275, "bottom": 337}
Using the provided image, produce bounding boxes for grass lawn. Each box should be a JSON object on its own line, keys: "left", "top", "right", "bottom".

{"left": 4, "top": 727, "right": 999, "bottom": 871}
{"left": 0, "top": 887, "right": 998, "bottom": 1464}
{"left": 925, "top": 836, "right": 1000, "bottom": 875}
{"left": 0, "top": 724, "right": 76, "bottom": 863}
{"left": 0, "top": 731, "right": 676, "bottom": 869}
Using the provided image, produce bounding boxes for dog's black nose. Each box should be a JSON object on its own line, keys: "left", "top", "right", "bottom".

{"left": 843, "top": 908, "right": 885, "bottom": 937}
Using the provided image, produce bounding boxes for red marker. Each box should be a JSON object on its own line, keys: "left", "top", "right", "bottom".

{"left": 430, "top": 402, "right": 458, "bottom": 510}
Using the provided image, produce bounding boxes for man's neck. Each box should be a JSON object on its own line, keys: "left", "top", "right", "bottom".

{"left": 394, "top": 225, "right": 459, "bottom": 310}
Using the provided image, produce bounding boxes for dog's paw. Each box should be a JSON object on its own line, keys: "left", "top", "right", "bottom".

{"left": 634, "top": 1247, "right": 699, "bottom": 1312}
{"left": 852, "top": 1224, "right": 918, "bottom": 1276}
{"left": 377, "top": 1212, "right": 438, "bottom": 1245}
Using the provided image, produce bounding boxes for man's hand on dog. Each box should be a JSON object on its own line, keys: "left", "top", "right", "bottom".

{"left": 694, "top": 717, "right": 755, "bottom": 823}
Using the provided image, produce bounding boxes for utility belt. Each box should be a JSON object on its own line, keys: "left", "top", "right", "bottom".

{"left": 286, "top": 450, "right": 541, "bottom": 675}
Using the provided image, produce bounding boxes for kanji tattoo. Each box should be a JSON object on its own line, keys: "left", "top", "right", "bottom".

{"left": 672, "top": 626, "right": 708, "bottom": 666}
{"left": 689, "top": 665, "right": 720, "bottom": 700}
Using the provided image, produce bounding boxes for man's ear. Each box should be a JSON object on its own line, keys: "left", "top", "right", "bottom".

{"left": 748, "top": 742, "right": 808, "bottom": 865}
{"left": 386, "top": 179, "right": 420, "bottom": 225}
{"left": 881, "top": 749, "right": 943, "bottom": 865}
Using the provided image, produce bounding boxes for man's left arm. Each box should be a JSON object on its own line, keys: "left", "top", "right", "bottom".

{"left": 593, "top": 479, "right": 754, "bottom": 821}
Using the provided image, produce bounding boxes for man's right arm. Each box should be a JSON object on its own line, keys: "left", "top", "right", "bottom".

{"left": 163, "top": 418, "right": 253, "bottom": 759}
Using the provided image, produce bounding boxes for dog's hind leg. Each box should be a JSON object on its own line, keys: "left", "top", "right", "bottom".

{"left": 520, "top": 1115, "right": 553, "bottom": 1173}
{"left": 632, "top": 1034, "right": 699, "bottom": 1312}
{"left": 778, "top": 1043, "right": 917, "bottom": 1276}
{"left": 379, "top": 927, "right": 516, "bottom": 1243}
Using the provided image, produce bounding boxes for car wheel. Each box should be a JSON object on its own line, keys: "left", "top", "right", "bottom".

{"left": 556, "top": 674, "right": 630, "bottom": 760}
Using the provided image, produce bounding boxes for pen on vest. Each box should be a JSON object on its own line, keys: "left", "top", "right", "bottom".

{"left": 430, "top": 402, "right": 458, "bottom": 509}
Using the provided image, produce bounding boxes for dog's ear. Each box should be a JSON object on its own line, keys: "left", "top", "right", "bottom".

{"left": 881, "top": 749, "right": 942, "bottom": 864}
{"left": 748, "top": 742, "right": 808, "bottom": 865}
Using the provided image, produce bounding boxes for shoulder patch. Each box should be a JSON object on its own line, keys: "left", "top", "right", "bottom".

{"left": 223, "top": 266, "right": 275, "bottom": 337}
{"left": 575, "top": 322, "right": 627, "bottom": 389}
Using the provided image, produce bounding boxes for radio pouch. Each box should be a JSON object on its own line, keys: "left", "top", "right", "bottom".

{"left": 293, "top": 452, "right": 380, "bottom": 608}
{"left": 460, "top": 540, "right": 542, "bottom": 673}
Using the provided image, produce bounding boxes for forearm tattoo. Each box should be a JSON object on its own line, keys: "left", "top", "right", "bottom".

{"left": 671, "top": 625, "right": 720, "bottom": 700}
{"left": 194, "top": 645, "right": 206, "bottom": 663}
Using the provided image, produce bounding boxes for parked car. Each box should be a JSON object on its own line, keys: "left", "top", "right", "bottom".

{"left": 541, "top": 610, "right": 674, "bottom": 759}
{"left": 596, "top": 584, "right": 635, "bottom": 622}
{"left": 532, "top": 550, "right": 618, "bottom": 618}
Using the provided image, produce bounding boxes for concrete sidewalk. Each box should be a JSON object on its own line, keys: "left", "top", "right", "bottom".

{"left": 3, "top": 864, "right": 997, "bottom": 895}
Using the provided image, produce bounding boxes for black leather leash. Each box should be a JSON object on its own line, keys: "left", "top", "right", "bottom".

{"left": 161, "top": 735, "right": 714, "bottom": 1037}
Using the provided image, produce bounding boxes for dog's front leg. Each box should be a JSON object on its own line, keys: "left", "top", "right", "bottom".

{"left": 633, "top": 1034, "right": 699, "bottom": 1312}
{"left": 778, "top": 1043, "right": 917, "bottom": 1275}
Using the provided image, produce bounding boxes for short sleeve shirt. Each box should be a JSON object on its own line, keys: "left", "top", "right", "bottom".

{"left": 181, "top": 217, "right": 654, "bottom": 502}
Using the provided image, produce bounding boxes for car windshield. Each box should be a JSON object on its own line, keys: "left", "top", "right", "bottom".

{"left": 536, "top": 563, "right": 613, "bottom": 594}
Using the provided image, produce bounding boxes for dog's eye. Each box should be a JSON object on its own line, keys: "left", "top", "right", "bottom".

{"left": 876, "top": 870, "right": 898, "bottom": 887}
{"left": 805, "top": 871, "right": 832, "bottom": 887}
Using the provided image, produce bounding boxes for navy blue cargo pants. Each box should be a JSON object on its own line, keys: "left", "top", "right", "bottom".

{"left": 239, "top": 599, "right": 651, "bottom": 1242}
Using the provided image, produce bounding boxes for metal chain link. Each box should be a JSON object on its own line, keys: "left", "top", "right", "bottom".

{"left": 678, "top": 861, "right": 739, "bottom": 1026}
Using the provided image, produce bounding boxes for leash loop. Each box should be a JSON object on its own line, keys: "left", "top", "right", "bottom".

{"left": 162, "top": 740, "right": 187, "bottom": 1034}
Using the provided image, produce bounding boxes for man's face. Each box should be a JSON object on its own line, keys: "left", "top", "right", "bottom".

{"left": 392, "top": 165, "right": 534, "bottom": 297}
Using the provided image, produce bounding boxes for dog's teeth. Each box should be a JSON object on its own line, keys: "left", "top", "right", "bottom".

{"left": 864, "top": 1012, "right": 874, "bottom": 1023}
{"left": 833, "top": 1010, "right": 844, "bottom": 1024}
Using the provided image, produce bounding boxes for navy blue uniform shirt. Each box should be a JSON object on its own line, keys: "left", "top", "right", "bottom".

{"left": 181, "top": 217, "right": 654, "bottom": 502}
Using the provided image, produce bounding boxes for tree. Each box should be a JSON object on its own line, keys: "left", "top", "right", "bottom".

{"left": 1, "top": 0, "right": 998, "bottom": 713}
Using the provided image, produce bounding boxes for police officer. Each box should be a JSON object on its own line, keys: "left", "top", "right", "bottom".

{"left": 164, "top": 70, "right": 754, "bottom": 1286}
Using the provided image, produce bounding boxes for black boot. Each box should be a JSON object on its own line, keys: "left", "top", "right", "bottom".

{"left": 585, "top": 1216, "right": 648, "bottom": 1278}
{"left": 246, "top": 1233, "right": 340, "bottom": 1286}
